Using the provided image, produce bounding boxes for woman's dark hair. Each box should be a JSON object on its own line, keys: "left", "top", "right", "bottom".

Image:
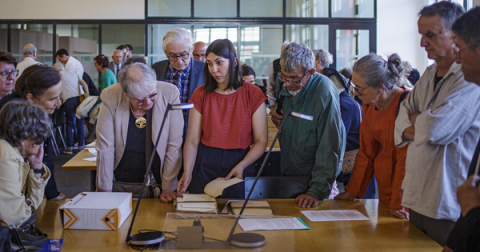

{"left": 94, "top": 54, "right": 109, "bottom": 68}
{"left": 241, "top": 64, "right": 256, "bottom": 79}
{"left": 0, "top": 100, "right": 51, "bottom": 147}
{"left": 203, "top": 39, "right": 243, "bottom": 93}
{"left": 0, "top": 51, "right": 18, "bottom": 68}
{"left": 15, "top": 64, "right": 61, "bottom": 99}
{"left": 353, "top": 53, "right": 404, "bottom": 91}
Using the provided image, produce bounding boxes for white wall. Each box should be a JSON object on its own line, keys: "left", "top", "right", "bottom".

{"left": 376, "top": 0, "right": 431, "bottom": 75}
{"left": 0, "top": 0, "right": 144, "bottom": 19}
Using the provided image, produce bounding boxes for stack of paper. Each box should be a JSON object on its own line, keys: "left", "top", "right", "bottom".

{"left": 223, "top": 200, "right": 274, "bottom": 216}
{"left": 174, "top": 194, "right": 218, "bottom": 214}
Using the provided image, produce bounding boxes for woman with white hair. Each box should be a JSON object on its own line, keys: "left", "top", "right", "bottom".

{"left": 95, "top": 63, "right": 184, "bottom": 202}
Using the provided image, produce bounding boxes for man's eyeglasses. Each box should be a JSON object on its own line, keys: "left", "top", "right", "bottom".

{"left": 350, "top": 82, "right": 369, "bottom": 95}
{"left": 0, "top": 69, "right": 19, "bottom": 79}
{"left": 168, "top": 52, "right": 190, "bottom": 62}
{"left": 278, "top": 72, "right": 308, "bottom": 86}
{"left": 134, "top": 93, "right": 157, "bottom": 105}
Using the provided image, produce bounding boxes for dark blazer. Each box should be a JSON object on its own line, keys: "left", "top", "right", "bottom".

{"left": 151, "top": 58, "right": 205, "bottom": 102}
{"left": 108, "top": 61, "right": 122, "bottom": 78}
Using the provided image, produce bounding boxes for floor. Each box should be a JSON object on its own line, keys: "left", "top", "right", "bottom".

{"left": 52, "top": 150, "right": 91, "bottom": 198}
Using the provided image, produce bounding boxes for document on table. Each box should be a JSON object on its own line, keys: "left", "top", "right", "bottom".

{"left": 85, "top": 148, "right": 97, "bottom": 155}
{"left": 301, "top": 210, "right": 369, "bottom": 222}
{"left": 86, "top": 142, "right": 95, "bottom": 147}
{"left": 238, "top": 217, "right": 310, "bottom": 231}
{"left": 82, "top": 157, "right": 97, "bottom": 162}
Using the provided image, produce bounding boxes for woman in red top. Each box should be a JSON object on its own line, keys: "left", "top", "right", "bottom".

{"left": 335, "top": 53, "right": 410, "bottom": 219}
{"left": 177, "top": 39, "right": 267, "bottom": 198}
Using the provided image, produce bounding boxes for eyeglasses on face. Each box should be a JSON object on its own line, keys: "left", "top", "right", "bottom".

{"left": 278, "top": 72, "right": 308, "bottom": 86}
{"left": 0, "top": 69, "right": 19, "bottom": 79}
{"left": 351, "top": 82, "right": 370, "bottom": 95}
{"left": 454, "top": 43, "right": 478, "bottom": 58}
{"left": 134, "top": 92, "right": 157, "bottom": 105}
{"left": 168, "top": 52, "right": 190, "bottom": 62}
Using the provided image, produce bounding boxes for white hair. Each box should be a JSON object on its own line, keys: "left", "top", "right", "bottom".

{"left": 162, "top": 27, "right": 194, "bottom": 52}
{"left": 23, "top": 44, "right": 37, "bottom": 56}
{"left": 118, "top": 63, "right": 157, "bottom": 99}
{"left": 280, "top": 42, "right": 315, "bottom": 73}
{"left": 313, "top": 49, "right": 333, "bottom": 67}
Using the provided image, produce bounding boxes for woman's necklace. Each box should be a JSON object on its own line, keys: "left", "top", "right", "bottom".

{"left": 131, "top": 107, "right": 147, "bottom": 129}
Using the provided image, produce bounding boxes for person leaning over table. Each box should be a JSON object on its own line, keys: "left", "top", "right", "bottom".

{"left": 95, "top": 63, "right": 183, "bottom": 203}
{"left": 270, "top": 42, "right": 345, "bottom": 208}
{"left": 0, "top": 100, "right": 52, "bottom": 227}
{"left": 0, "top": 65, "right": 65, "bottom": 201}
{"left": 177, "top": 39, "right": 268, "bottom": 199}
{"left": 335, "top": 53, "right": 410, "bottom": 219}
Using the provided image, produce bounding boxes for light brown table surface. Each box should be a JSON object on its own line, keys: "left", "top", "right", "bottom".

{"left": 61, "top": 148, "right": 96, "bottom": 171}
{"left": 34, "top": 198, "right": 441, "bottom": 251}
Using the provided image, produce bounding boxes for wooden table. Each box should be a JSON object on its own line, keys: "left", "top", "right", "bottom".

{"left": 34, "top": 199, "right": 441, "bottom": 251}
{"left": 62, "top": 148, "right": 96, "bottom": 191}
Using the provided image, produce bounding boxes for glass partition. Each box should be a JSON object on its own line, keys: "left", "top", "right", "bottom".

{"left": 10, "top": 24, "right": 54, "bottom": 66}
{"left": 240, "top": 0, "right": 283, "bottom": 17}
{"left": 335, "top": 29, "right": 370, "bottom": 70}
{"left": 148, "top": 0, "right": 191, "bottom": 17}
{"left": 194, "top": 0, "right": 236, "bottom": 17}
{"left": 286, "top": 0, "right": 328, "bottom": 18}
{"left": 332, "top": 0, "right": 374, "bottom": 18}
{"left": 56, "top": 24, "right": 99, "bottom": 83}
{"left": 0, "top": 25, "right": 7, "bottom": 52}
{"left": 286, "top": 24, "right": 329, "bottom": 52}
{"left": 240, "top": 25, "right": 283, "bottom": 88}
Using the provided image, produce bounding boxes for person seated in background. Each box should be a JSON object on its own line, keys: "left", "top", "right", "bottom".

{"left": 0, "top": 52, "right": 17, "bottom": 101}
{"left": 0, "top": 100, "right": 52, "bottom": 227}
{"left": 12, "top": 65, "right": 65, "bottom": 201}
{"left": 177, "top": 39, "right": 267, "bottom": 199}
{"left": 270, "top": 42, "right": 345, "bottom": 208}
{"left": 53, "top": 63, "right": 88, "bottom": 154}
{"left": 335, "top": 54, "right": 410, "bottom": 219}
{"left": 241, "top": 63, "right": 256, "bottom": 84}
{"left": 96, "top": 63, "right": 183, "bottom": 202}
{"left": 193, "top": 41, "right": 207, "bottom": 62}
{"left": 16, "top": 44, "right": 42, "bottom": 79}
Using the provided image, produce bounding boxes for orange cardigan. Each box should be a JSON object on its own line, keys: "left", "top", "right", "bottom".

{"left": 345, "top": 90, "right": 408, "bottom": 209}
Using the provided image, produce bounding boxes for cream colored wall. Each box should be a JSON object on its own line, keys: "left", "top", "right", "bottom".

{"left": 0, "top": 0, "right": 144, "bottom": 19}
{"left": 376, "top": 0, "right": 430, "bottom": 75}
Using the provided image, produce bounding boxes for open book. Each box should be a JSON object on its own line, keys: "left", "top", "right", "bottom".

{"left": 174, "top": 178, "right": 243, "bottom": 214}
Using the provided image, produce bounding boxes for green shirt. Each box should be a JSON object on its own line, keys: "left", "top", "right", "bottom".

{"left": 276, "top": 72, "right": 345, "bottom": 200}
{"left": 98, "top": 69, "right": 117, "bottom": 103}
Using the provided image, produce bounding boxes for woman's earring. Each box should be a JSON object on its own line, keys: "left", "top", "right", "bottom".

{"left": 22, "top": 146, "right": 27, "bottom": 155}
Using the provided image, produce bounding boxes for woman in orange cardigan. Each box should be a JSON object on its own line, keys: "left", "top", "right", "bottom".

{"left": 335, "top": 53, "right": 410, "bottom": 219}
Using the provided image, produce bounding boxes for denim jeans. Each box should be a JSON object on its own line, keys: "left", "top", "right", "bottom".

{"left": 63, "top": 96, "right": 84, "bottom": 147}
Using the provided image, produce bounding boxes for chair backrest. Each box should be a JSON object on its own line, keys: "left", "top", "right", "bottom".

{"left": 245, "top": 176, "right": 311, "bottom": 199}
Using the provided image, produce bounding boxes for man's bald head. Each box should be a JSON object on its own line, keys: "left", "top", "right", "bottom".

{"left": 193, "top": 41, "right": 207, "bottom": 62}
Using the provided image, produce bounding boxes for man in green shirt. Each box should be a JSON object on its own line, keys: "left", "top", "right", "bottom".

{"left": 271, "top": 42, "right": 345, "bottom": 208}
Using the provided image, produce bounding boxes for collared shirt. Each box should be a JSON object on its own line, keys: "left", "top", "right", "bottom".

{"left": 60, "top": 70, "right": 83, "bottom": 100}
{"left": 276, "top": 72, "right": 346, "bottom": 200}
{"left": 64, "top": 56, "right": 84, "bottom": 80}
{"left": 16, "top": 57, "right": 41, "bottom": 80}
{"left": 395, "top": 62, "right": 480, "bottom": 221}
{"left": 165, "top": 60, "right": 191, "bottom": 104}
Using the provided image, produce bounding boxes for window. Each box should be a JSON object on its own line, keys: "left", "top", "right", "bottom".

{"left": 240, "top": 0, "right": 283, "bottom": 17}
{"left": 286, "top": 0, "right": 329, "bottom": 18}
{"left": 148, "top": 0, "right": 191, "bottom": 17}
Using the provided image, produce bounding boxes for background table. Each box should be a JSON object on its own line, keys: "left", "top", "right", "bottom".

{"left": 61, "top": 148, "right": 96, "bottom": 191}
{"left": 34, "top": 198, "right": 441, "bottom": 251}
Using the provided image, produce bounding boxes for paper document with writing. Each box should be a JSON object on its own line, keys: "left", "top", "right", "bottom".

{"left": 174, "top": 177, "right": 243, "bottom": 214}
{"left": 239, "top": 217, "right": 310, "bottom": 231}
{"left": 301, "top": 210, "right": 369, "bottom": 222}
{"left": 221, "top": 200, "right": 273, "bottom": 216}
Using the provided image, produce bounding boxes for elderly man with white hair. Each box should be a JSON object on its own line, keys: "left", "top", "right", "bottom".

{"left": 95, "top": 63, "right": 184, "bottom": 202}
{"left": 270, "top": 42, "right": 346, "bottom": 208}
{"left": 152, "top": 27, "right": 204, "bottom": 137}
{"left": 16, "top": 44, "right": 41, "bottom": 79}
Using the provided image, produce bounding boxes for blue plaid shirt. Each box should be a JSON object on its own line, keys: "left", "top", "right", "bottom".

{"left": 164, "top": 60, "right": 192, "bottom": 104}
